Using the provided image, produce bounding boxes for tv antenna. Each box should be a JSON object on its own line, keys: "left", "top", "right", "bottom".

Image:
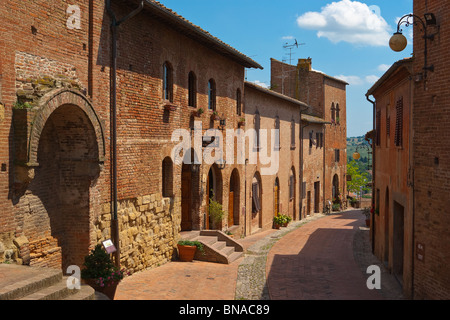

{"left": 283, "top": 39, "right": 305, "bottom": 65}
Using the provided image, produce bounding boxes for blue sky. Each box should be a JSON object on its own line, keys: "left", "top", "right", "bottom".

{"left": 161, "top": 0, "right": 413, "bottom": 137}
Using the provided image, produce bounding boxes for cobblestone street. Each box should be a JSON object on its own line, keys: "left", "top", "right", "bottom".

{"left": 115, "top": 210, "right": 404, "bottom": 300}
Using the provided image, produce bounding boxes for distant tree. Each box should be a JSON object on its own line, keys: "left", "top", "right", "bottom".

{"left": 347, "top": 160, "right": 370, "bottom": 195}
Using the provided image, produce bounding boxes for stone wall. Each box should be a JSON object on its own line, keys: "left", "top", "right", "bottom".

{"left": 95, "top": 194, "right": 180, "bottom": 273}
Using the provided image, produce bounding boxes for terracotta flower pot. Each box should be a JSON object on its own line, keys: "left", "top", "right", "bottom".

{"left": 177, "top": 244, "right": 197, "bottom": 262}
{"left": 84, "top": 279, "right": 119, "bottom": 300}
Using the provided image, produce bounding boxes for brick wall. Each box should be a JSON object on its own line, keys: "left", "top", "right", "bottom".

{"left": 412, "top": 0, "right": 450, "bottom": 300}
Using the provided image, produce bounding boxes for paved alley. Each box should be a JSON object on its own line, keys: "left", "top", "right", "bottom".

{"left": 114, "top": 210, "right": 404, "bottom": 300}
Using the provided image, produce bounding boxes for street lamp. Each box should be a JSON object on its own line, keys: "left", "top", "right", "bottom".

{"left": 389, "top": 13, "right": 439, "bottom": 79}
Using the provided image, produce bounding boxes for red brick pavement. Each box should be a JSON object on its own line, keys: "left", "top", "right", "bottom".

{"left": 266, "top": 210, "right": 383, "bottom": 300}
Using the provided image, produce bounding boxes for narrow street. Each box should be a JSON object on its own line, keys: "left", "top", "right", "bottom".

{"left": 115, "top": 210, "right": 404, "bottom": 300}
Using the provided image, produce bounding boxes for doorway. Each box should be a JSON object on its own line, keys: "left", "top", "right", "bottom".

{"left": 274, "top": 177, "right": 280, "bottom": 216}
{"left": 393, "top": 201, "right": 405, "bottom": 285}
{"left": 181, "top": 164, "right": 192, "bottom": 231}
{"left": 384, "top": 188, "right": 390, "bottom": 265}
{"left": 314, "top": 181, "right": 320, "bottom": 213}
{"left": 229, "top": 169, "right": 240, "bottom": 227}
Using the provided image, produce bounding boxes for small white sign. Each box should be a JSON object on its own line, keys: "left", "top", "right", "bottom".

{"left": 102, "top": 239, "right": 117, "bottom": 254}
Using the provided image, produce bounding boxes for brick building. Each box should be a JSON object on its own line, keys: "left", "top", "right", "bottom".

{"left": 0, "top": 0, "right": 262, "bottom": 273}
{"left": 366, "top": 0, "right": 450, "bottom": 299}
{"left": 271, "top": 58, "right": 348, "bottom": 215}
{"left": 243, "top": 81, "right": 306, "bottom": 235}
{"left": 0, "top": 0, "right": 348, "bottom": 278}
{"left": 366, "top": 58, "right": 414, "bottom": 297}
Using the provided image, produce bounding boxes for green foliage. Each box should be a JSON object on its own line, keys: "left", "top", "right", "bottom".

{"left": 273, "top": 214, "right": 292, "bottom": 225}
{"left": 13, "top": 101, "right": 34, "bottom": 109}
{"left": 178, "top": 240, "right": 205, "bottom": 253}
{"left": 209, "top": 193, "right": 225, "bottom": 224}
{"left": 347, "top": 160, "right": 371, "bottom": 195}
{"left": 81, "top": 244, "right": 127, "bottom": 288}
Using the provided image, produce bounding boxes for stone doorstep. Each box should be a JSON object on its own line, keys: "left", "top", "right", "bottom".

{"left": 180, "top": 230, "right": 244, "bottom": 264}
{"left": 0, "top": 265, "right": 95, "bottom": 300}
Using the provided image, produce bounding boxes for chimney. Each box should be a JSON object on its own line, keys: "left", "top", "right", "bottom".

{"left": 298, "top": 58, "right": 312, "bottom": 71}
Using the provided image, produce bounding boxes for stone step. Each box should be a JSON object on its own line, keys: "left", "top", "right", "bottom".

{"left": 0, "top": 265, "right": 95, "bottom": 300}
{"left": 228, "top": 251, "right": 244, "bottom": 263}
{"left": 0, "top": 266, "right": 62, "bottom": 300}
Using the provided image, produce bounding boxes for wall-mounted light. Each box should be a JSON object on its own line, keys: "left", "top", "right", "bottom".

{"left": 219, "top": 118, "right": 226, "bottom": 131}
{"left": 389, "top": 13, "right": 439, "bottom": 79}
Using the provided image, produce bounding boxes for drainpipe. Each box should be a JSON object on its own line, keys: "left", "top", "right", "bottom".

{"left": 299, "top": 106, "right": 310, "bottom": 220}
{"left": 106, "top": 0, "right": 144, "bottom": 268}
{"left": 366, "top": 94, "right": 376, "bottom": 254}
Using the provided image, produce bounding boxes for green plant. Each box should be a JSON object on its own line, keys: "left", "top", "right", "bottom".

{"left": 209, "top": 192, "right": 225, "bottom": 225}
{"left": 81, "top": 244, "right": 128, "bottom": 288}
{"left": 239, "top": 117, "right": 245, "bottom": 123}
{"left": 273, "top": 214, "right": 291, "bottom": 225}
{"left": 178, "top": 240, "right": 205, "bottom": 254}
{"left": 332, "top": 203, "right": 340, "bottom": 211}
{"left": 13, "top": 101, "right": 34, "bottom": 109}
{"left": 197, "top": 108, "right": 204, "bottom": 115}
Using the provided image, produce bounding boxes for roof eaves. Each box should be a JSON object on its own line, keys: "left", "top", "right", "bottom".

{"left": 142, "top": 0, "right": 263, "bottom": 70}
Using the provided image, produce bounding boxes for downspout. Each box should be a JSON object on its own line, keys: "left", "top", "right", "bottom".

{"left": 106, "top": 0, "right": 144, "bottom": 268}
{"left": 366, "top": 94, "right": 376, "bottom": 254}
{"left": 299, "top": 107, "right": 310, "bottom": 220}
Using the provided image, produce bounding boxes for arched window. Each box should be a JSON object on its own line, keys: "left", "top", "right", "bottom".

{"left": 208, "top": 79, "right": 216, "bottom": 111}
{"left": 290, "top": 118, "right": 296, "bottom": 149}
{"left": 236, "top": 88, "right": 242, "bottom": 116}
{"left": 188, "top": 71, "right": 197, "bottom": 108}
{"left": 163, "top": 62, "right": 173, "bottom": 102}
{"left": 274, "top": 116, "right": 280, "bottom": 150}
{"left": 162, "top": 157, "right": 173, "bottom": 197}
{"left": 331, "top": 103, "right": 336, "bottom": 123}
{"left": 336, "top": 103, "right": 340, "bottom": 124}
{"left": 254, "top": 110, "right": 261, "bottom": 149}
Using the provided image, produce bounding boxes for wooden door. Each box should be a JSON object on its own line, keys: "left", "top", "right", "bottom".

{"left": 314, "top": 182, "right": 320, "bottom": 213}
{"left": 181, "top": 166, "right": 192, "bottom": 231}
{"left": 228, "top": 191, "right": 234, "bottom": 226}
{"left": 274, "top": 185, "right": 279, "bottom": 216}
{"left": 307, "top": 191, "right": 311, "bottom": 216}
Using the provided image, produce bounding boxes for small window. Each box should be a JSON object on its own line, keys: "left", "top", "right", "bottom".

{"left": 163, "top": 62, "right": 173, "bottom": 102}
{"left": 188, "top": 72, "right": 197, "bottom": 108}
{"left": 254, "top": 110, "right": 261, "bottom": 149}
{"left": 335, "top": 149, "right": 340, "bottom": 163}
{"left": 274, "top": 116, "right": 280, "bottom": 150}
{"left": 208, "top": 79, "right": 216, "bottom": 111}
{"left": 309, "top": 132, "right": 313, "bottom": 148}
{"left": 289, "top": 171, "right": 295, "bottom": 200}
{"left": 331, "top": 103, "right": 336, "bottom": 123}
{"left": 336, "top": 104, "right": 340, "bottom": 124}
{"left": 290, "top": 118, "right": 296, "bottom": 149}
{"left": 395, "top": 97, "right": 403, "bottom": 147}
{"left": 316, "top": 132, "right": 320, "bottom": 149}
{"left": 162, "top": 157, "right": 173, "bottom": 197}
{"left": 376, "top": 110, "right": 381, "bottom": 146}
{"left": 236, "top": 89, "right": 242, "bottom": 116}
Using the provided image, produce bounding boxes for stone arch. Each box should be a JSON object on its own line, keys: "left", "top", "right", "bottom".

{"left": 28, "top": 88, "right": 105, "bottom": 166}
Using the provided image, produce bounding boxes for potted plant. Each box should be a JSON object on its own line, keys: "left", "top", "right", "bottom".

{"left": 212, "top": 111, "right": 220, "bottom": 120}
{"left": 238, "top": 117, "right": 246, "bottom": 126}
{"left": 273, "top": 214, "right": 285, "bottom": 229}
{"left": 194, "top": 108, "right": 204, "bottom": 117}
{"left": 282, "top": 214, "right": 292, "bottom": 227}
{"left": 362, "top": 207, "right": 371, "bottom": 227}
{"left": 81, "top": 244, "right": 128, "bottom": 300}
{"left": 209, "top": 196, "right": 225, "bottom": 229}
{"left": 177, "top": 240, "right": 205, "bottom": 262}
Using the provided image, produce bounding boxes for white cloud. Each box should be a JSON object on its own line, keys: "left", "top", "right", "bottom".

{"left": 297, "top": 0, "right": 391, "bottom": 47}
{"left": 282, "top": 36, "right": 294, "bottom": 40}
{"left": 365, "top": 75, "right": 380, "bottom": 84}
{"left": 252, "top": 80, "right": 270, "bottom": 88}
{"left": 377, "top": 64, "right": 391, "bottom": 72}
{"left": 334, "top": 74, "right": 379, "bottom": 86}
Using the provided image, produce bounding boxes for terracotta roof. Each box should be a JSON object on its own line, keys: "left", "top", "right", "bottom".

{"left": 138, "top": 0, "right": 263, "bottom": 69}
{"left": 301, "top": 114, "right": 330, "bottom": 125}
{"left": 366, "top": 57, "right": 413, "bottom": 96}
{"left": 244, "top": 81, "right": 309, "bottom": 109}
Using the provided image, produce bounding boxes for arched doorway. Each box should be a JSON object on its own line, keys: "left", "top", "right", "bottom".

{"left": 25, "top": 104, "right": 101, "bottom": 270}
{"left": 229, "top": 169, "right": 240, "bottom": 227}
{"left": 251, "top": 172, "right": 262, "bottom": 232}
{"left": 289, "top": 167, "right": 296, "bottom": 220}
{"left": 274, "top": 177, "right": 280, "bottom": 217}
{"left": 206, "top": 164, "right": 223, "bottom": 230}
{"left": 332, "top": 174, "right": 340, "bottom": 200}
{"left": 181, "top": 149, "right": 200, "bottom": 231}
